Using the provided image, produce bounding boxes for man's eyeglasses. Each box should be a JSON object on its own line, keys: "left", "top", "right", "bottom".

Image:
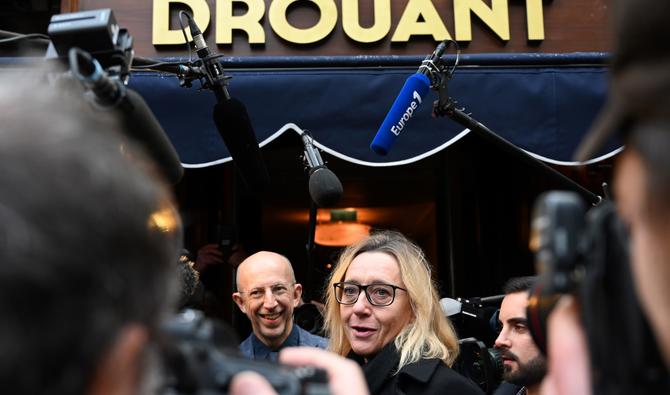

{"left": 333, "top": 282, "right": 407, "bottom": 306}
{"left": 239, "top": 282, "right": 294, "bottom": 300}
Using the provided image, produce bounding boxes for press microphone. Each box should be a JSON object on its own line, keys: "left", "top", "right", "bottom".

{"left": 370, "top": 41, "right": 449, "bottom": 155}
{"left": 212, "top": 101, "right": 271, "bottom": 195}
{"left": 69, "top": 48, "right": 184, "bottom": 184}
{"left": 187, "top": 16, "right": 228, "bottom": 100}
{"left": 187, "top": 15, "right": 270, "bottom": 195}
{"left": 301, "top": 133, "right": 343, "bottom": 207}
{"left": 440, "top": 297, "right": 463, "bottom": 317}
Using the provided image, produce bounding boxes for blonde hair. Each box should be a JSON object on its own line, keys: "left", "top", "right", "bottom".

{"left": 324, "top": 230, "right": 460, "bottom": 370}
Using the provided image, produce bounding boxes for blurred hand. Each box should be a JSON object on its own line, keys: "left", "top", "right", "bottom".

{"left": 280, "top": 347, "right": 369, "bottom": 395}
{"left": 541, "top": 295, "right": 592, "bottom": 395}
{"left": 229, "top": 371, "right": 276, "bottom": 395}
{"left": 193, "top": 243, "right": 224, "bottom": 272}
{"left": 229, "top": 348, "right": 369, "bottom": 395}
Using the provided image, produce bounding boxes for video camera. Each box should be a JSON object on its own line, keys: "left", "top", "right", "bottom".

{"left": 161, "top": 309, "right": 330, "bottom": 395}
{"left": 453, "top": 338, "right": 503, "bottom": 395}
{"left": 40, "top": 8, "right": 183, "bottom": 184}
{"left": 446, "top": 297, "right": 504, "bottom": 394}
{"left": 45, "top": 8, "right": 133, "bottom": 82}
{"left": 526, "top": 190, "right": 669, "bottom": 394}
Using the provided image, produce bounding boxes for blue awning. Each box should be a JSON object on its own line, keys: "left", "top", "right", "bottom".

{"left": 0, "top": 53, "right": 616, "bottom": 168}
{"left": 130, "top": 53, "right": 618, "bottom": 168}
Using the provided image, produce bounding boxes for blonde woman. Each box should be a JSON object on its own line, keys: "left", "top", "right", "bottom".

{"left": 324, "top": 230, "right": 483, "bottom": 395}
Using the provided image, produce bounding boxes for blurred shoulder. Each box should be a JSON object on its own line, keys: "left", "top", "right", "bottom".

{"left": 432, "top": 363, "right": 485, "bottom": 394}
{"left": 297, "top": 326, "right": 329, "bottom": 349}
{"left": 399, "top": 359, "right": 485, "bottom": 395}
{"left": 239, "top": 334, "right": 254, "bottom": 358}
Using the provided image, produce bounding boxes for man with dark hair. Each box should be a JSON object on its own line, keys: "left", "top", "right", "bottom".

{"left": 0, "top": 67, "right": 182, "bottom": 395}
{"left": 493, "top": 276, "right": 546, "bottom": 395}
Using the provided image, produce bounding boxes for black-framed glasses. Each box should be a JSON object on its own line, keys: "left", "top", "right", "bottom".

{"left": 333, "top": 282, "right": 407, "bottom": 306}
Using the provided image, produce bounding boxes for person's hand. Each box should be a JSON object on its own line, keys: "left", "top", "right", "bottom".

{"left": 280, "top": 347, "right": 369, "bottom": 395}
{"left": 193, "top": 243, "right": 224, "bottom": 272}
{"left": 229, "top": 371, "right": 277, "bottom": 395}
{"left": 229, "top": 347, "right": 370, "bottom": 395}
{"left": 541, "top": 295, "right": 592, "bottom": 395}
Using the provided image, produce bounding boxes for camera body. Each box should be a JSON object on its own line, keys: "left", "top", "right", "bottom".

{"left": 454, "top": 338, "right": 503, "bottom": 395}
{"left": 46, "top": 9, "right": 133, "bottom": 81}
{"left": 526, "top": 191, "right": 587, "bottom": 354}
{"left": 527, "top": 191, "right": 669, "bottom": 394}
{"left": 161, "top": 309, "right": 330, "bottom": 395}
{"left": 447, "top": 297, "right": 505, "bottom": 394}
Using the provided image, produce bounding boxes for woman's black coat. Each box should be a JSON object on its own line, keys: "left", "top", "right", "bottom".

{"left": 351, "top": 342, "right": 485, "bottom": 395}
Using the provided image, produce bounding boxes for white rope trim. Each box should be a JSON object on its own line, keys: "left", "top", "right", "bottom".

{"left": 181, "top": 125, "right": 296, "bottom": 168}
{"left": 181, "top": 122, "right": 623, "bottom": 168}
{"left": 522, "top": 146, "right": 624, "bottom": 166}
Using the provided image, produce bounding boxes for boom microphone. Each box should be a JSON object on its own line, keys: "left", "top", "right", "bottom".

{"left": 212, "top": 100, "right": 271, "bottom": 195}
{"left": 187, "top": 15, "right": 270, "bottom": 194}
{"left": 187, "top": 16, "right": 228, "bottom": 101}
{"left": 69, "top": 48, "right": 183, "bottom": 184}
{"left": 370, "top": 41, "right": 449, "bottom": 155}
{"left": 301, "top": 133, "right": 343, "bottom": 207}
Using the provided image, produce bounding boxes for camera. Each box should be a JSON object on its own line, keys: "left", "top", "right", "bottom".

{"left": 526, "top": 190, "right": 669, "bottom": 394}
{"left": 46, "top": 9, "right": 133, "bottom": 81}
{"left": 526, "top": 191, "right": 587, "bottom": 354}
{"left": 160, "top": 309, "right": 330, "bottom": 395}
{"left": 454, "top": 338, "right": 503, "bottom": 395}
{"left": 447, "top": 297, "right": 504, "bottom": 394}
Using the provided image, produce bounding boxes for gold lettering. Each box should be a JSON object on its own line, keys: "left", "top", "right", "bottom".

{"left": 392, "top": 0, "right": 451, "bottom": 42}
{"left": 342, "top": 0, "right": 391, "bottom": 43}
{"left": 152, "top": 0, "right": 211, "bottom": 45}
{"left": 269, "top": 0, "right": 338, "bottom": 44}
{"left": 454, "top": 0, "right": 510, "bottom": 41}
{"left": 525, "top": 0, "right": 544, "bottom": 40}
{"left": 217, "top": 0, "right": 266, "bottom": 44}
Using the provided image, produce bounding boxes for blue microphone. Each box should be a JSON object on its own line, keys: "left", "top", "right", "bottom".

{"left": 370, "top": 41, "right": 448, "bottom": 155}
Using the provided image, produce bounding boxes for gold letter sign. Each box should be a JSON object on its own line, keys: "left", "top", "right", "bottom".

{"left": 217, "top": 0, "right": 266, "bottom": 44}
{"left": 454, "top": 0, "right": 510, "bottom": 41}
{"left": 342, "top": 0, "right": 392, "bottom": 43}
{"left": 151, "top": 0, "right": 548, "bottom": 46}
{"left": 153, "top": 0, "right": 211, "bottom": 44}
{"left": 269, "top": 0, "right": 338, "bottom": 44}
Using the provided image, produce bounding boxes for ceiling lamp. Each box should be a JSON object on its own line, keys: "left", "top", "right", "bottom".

{"left": 314, "top": 209, "right": 371, "bottom": 247}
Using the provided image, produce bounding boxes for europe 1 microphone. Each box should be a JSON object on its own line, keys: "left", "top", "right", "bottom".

{"left": 187, "top": 15, "right": 270, "bottom": 196}
{"left": 370, "top": 41, "right": 449, "bottom": 156}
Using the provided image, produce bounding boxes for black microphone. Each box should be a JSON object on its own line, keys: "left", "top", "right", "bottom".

{"left": 187, "top": 16, "right": 270, "bottom": 195}
{"left": 69, "top": 47, "right": 183, "bottom": 184}
{"left": 187, "top": 17, "right": 228, "bottom": 101}
{"left": 301, "top": 133, "right": 343, "bottom": 207}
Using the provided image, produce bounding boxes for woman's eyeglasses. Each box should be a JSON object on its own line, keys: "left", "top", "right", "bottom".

{"left": 333, "top": 282, "right": 407, "bottom": 306}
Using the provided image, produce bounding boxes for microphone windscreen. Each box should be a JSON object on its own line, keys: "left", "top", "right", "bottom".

{"left": 440, "top": 298, "right": 463, "bottom": 317}
{"left": 371, "top": 73, "right": 431, "bottom": 155}
{"left": 309, "top": 167, "right": 343, "bottom": 207}
{"left": 122, "top": 89, "right": 183, "bottom": 184}
{"left": 213, "top": 99, "right": 270, "bottom": 196}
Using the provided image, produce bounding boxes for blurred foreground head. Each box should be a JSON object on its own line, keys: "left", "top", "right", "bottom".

{"left": 0, "top": 66, "right": 181, "bottom": 395}
{"left": 609, "top": 0, "right": 670, "bottom": 369}
{"left": 573, "top": 0, "right": 670, "bottom": 370}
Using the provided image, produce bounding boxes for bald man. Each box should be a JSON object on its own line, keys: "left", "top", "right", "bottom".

{"left": 232, "top": 251, "right": 328, "bottom": 360}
